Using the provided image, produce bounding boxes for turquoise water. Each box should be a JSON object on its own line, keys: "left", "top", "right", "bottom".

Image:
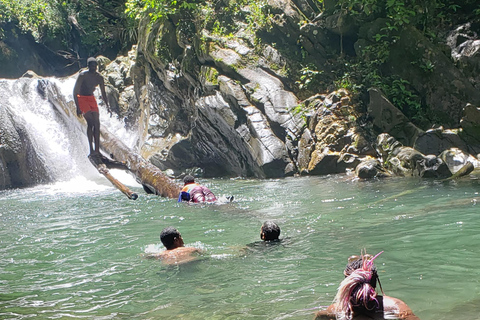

{"left": 1, "top": 174, "right": 480, "bottom": 320}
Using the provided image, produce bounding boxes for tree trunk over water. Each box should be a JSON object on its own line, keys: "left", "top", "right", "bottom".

{"left": 89, "top": 155, "right": 139, "bottom": 200}
{"left": 100, "top": 127, "right": 181, "bottom": 199}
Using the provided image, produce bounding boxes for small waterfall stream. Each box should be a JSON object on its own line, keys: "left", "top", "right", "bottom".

{"left": 0, "top": 76, "right": 140, "bottom": 188}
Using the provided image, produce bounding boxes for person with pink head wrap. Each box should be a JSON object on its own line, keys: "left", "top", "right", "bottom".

{"left": 314, "top": 252, "right": 420, "bottom": 320}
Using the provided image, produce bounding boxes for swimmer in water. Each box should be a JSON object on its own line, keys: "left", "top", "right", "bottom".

{"left": 314, "top": 252, "right": 420, "bottom": 320}
{"left": 147, "top": 227, "right": 202, "bottom": 265}
{"left": 178, "top": 175, "right": 217, "bottom": 203}
{"left": 260, "top": 221, "right": 281, "bottom": 241}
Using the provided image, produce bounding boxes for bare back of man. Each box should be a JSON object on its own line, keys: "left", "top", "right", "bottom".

{"left": 148, "top": 247, "right": 201, "bottom": 265}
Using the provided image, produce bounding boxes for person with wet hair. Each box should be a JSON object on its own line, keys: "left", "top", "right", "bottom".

{"left": 73, "top": 57, "right": 110, "bottom": 157}
{"left": 160, "top": 226, "right": 184, "bottom": 249}
{"left": 314, "top": 252, "right": 420, "bottom": 320}
{"left": 260, "top": 221, "right": 281, "bottom": 241}
{"left": 147, "top": 227, "right": 202, "bottom": 265}
{"left": 178, "top": 175, "right": 217, "bottom": 203}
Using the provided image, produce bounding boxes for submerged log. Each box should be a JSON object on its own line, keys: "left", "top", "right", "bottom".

{"left": 99, "top": 127, "right": 181, "bottom": 198}
{"left": 89, "top": 155, "right": 138, "bottom": 200}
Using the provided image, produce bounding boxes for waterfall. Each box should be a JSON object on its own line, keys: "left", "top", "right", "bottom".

{"left": 0, "top": 76, "right": 140, "bottom": 190}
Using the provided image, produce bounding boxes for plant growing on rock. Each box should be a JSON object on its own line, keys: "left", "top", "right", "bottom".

{"left": 329, "top": 0, "right": 472, "bottom": 129}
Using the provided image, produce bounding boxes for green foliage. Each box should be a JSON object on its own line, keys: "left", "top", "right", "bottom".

{"left": 291, "top": 102, "right": 310, "bottom": 122}
{"left": 125, "top": 0, "right": 189, "bottom": 22}
{"left": 327, "top": 0, "right": 470, "bottom": 127}
{"left": 338, "top": 0, "right": 470, "bottom": 31}
{"left": 126, "top": 0, "right": 273, "bottom": 42}
{"left": 244, "top": 0, "right": 274, "bottom": 34}
{"left": 1, "top": 0, "right": 136, "bottom": 58}
{"left": 0, "top": 0, "right": 50, "bottom": 39}
{"left": 295, "top": 65, "right": 323, "bottom": 90}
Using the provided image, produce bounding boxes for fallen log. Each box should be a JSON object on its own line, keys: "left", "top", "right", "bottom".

{"left": 99, "top": 127, "right": 181, "bottom": 199}
{"left": 89, "top": 155, "right": 138, "bottom": 200}
{"left": 38, "top": 78, "right": 181, "bottom": 199}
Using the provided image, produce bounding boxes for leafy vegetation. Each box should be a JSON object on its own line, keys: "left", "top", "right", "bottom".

{"left": 126, "top": 0, "right": 273, "bottom": 44}
{"left": 2, "top": 0, "right": 479, "bottom": 128}
{"left": 0, "top": 0, "right": 136, "bottom": 58}
{"left": 326, "top": 0, "right": 480, "bottom": 128}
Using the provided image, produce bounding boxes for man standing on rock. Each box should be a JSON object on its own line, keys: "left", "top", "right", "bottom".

{"left": 73, "top": 57, "right": 109, "bottom": 157}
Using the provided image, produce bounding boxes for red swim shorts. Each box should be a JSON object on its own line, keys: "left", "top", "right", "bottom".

{"left": 77, "top": 95, "right": 99, "bottom": 114}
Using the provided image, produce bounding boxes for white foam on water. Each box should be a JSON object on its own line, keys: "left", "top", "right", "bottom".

{"left": 1, "top": 77, "right": 141, "bottom": 187}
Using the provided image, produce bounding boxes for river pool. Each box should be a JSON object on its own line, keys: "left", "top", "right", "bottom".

{"left": 1, "top": 173, "right": 480, "bottom": 319}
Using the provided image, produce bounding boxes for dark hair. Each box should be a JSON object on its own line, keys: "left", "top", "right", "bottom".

{"left": 160, "top": 227, "right": 181, "bottom": 249}
{"left": 336, "top": 253, "right": 383, "bottom": 318}
{"left": 344, "top": 258, "right": 378, "bottom": 288}
{"left": 87, "top": 57, "right": 97, "bottom": 65}
{"left": 261, "top": 221, "right": 280, "bottom": 241}
{"left": 183, "top": 175, "right": 195, "bottom": 184}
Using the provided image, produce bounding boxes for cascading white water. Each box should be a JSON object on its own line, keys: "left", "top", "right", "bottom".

{"left": 0, "top": 76, "right": 140, "bottom": 190}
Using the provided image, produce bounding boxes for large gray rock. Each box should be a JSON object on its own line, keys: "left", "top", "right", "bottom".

{"left": 447, "top": 23, "right": 480, "bottom": 90}
{"left": 0, "top": 81, "right": 51, "bottom": 189}
{"left": 299, "top": 90, "right": 372, "bottom": 175}
{"left": 368, "top": 88, "right": 423, "bottom": 146}
{"left": 414, "top": 127, "right": 476, "bottom": 156}
{"left": 416, "top": 155, "right": 451, "bottom": 179}
{"left": 133, "top": 12, "right": 307, "bottom": 178}
{"left": 439, "top": 148, "right": 480, "bottom": 174}
{"left": 386, "top": 26, "right": 480, "bottom": 125}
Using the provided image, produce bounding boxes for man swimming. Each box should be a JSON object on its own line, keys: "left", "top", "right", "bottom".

{"left": 73, "top": 57, "right": 110, "bottom": 156}
{"left": 260, "top": 221, "right": 281, "bottom": 241}
{"left": 315, "top": 252, "right": 420, "bottom": 320}
{"left": 178, "top": 175, "right": 217, "bottom": 203}
{"left": 147, "top": 227, "right": 201, "bottom": 265}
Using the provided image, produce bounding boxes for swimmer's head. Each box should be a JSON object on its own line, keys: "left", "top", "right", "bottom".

{"left": 183, "top": 175, "right": 195, "bottom": 185}
{"left": 344, "top": 253, "right": 379, "bottom": 288}
{"left": 260, "top": 221, "right": 280, "bottom": 241}
{"left": 160, "top": 226, "right": 184, "bottom": 250}
{"left": 334, "top": 251, "right": 384, "bottom": 318}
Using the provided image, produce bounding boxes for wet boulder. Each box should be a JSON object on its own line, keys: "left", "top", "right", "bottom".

{"left": 355, "top": 158, "right": 391, "bottom": 179}
{"left": 299, "top": 90, "right": 374, "bottom": 175}
{"left": 377, "top": 133, "right": 451, "bottom": 178}
{"left": 0, "top": 98, "right": 51, "bottom": 189}
{"left": 416, "top": 155, "right": 451, "bottom": 179}
{"left": 439, "top": 148, "right": 480, "bottom": 174}
{"left": 414, "top": 127, "right": 477, "bottom": 156}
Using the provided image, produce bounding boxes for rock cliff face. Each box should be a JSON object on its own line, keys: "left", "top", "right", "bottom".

{"left": 0, "top": 98, "right": 50, "bottom": 189}
{"left": 114, "top": 0, "right": 480, "bottom": 178}
{"left": 2, "top": 0, "right": 480, "bottom": 189}
{"left": 123, "top": 3, "right": 311, "bottom": 178}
